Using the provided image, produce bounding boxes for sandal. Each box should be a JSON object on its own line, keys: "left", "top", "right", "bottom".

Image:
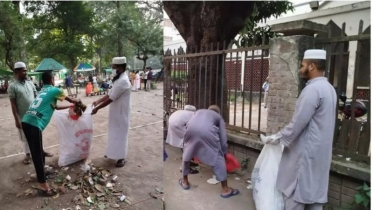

{"left": 37, "top": 188, "right": 57, "bottom": 197}
{"left": 178, "top": 179, "right": 190, "bottom": 190}
{"left": 190, "top": 161, "right": 199, "bottom": 167}
{"left": 23, "top": 156, "right": 31, "bottom": 165}
{"left": 179, "top": 168, "right": 199, "bottom": 174}
{"left": 43, "top": 152, "right": 53, "bottom": 157}
{"left": 116, "top": 159, "right": 126, "bottom": 167}
{"left": 220, "top": 188, "right": 240, "bottom": 198}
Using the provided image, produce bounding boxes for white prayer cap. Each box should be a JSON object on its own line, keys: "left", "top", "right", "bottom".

{"left": 14, "top": 62, "right": 26, "bottom": 69}
{"left": 303, "top": 49, "right": 326, "bottom": 60}
{"left": 184, "top": 105, "right": 196, "bottom": 111}
{"left": 112, "top": 57, "right": 127, "bottom": 64}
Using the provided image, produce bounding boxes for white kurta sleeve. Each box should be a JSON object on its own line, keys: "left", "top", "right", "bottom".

{"left": 109, "top": 79, "right": 130, "bottom": 101}
{"left": 279, "top": 87, "right": 322, "bottom": 147}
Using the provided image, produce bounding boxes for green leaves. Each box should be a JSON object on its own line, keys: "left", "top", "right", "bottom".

{"left": 355, "top": 182, "right": 371, "bottom": 209}
{"left": 237, "top": 1, "right": 294, "bottom": 48}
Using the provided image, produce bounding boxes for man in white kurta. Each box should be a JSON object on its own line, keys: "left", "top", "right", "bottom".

{"left": 92, "top": 57, "right": 131, "bottom": 167}
{"left": 262, "top": 49, "right": 337, "bottom": 210}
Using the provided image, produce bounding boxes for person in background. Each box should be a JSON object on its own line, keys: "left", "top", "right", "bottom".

{"left": 146, "top": 67, "right": 153, "bottom": 91}
{"left": 142, "top": 69, "right": 148, "bottom": 90}
{"left": 262, "top": 77, "right": 269, "bottom": 108}
{"left": 133, "top": 70, "right": 140, "bottom": 92}
{"left": 261, "top": 49, "right": 336, "bottom": 210}
{"left": 180, "top": 105, "right": 240, "bottom": 198}
{"left": 65, "top": 73, "right": 73, "bottom": 96}
{"left": 8, "top": 62, "right": 53, "bottom": 165}
{"left": 92, "top": 57, "right": 131, "bottom": 168}
{"left": 92, "top": 74, "right": 98, "bottom": 89}
{"left": 101, "top": 80, "right": 109, "bottom": 90}
{"left": 22, "top": 72, "right": 81, "bottom": 196}
{"left": 88, "top": 74, "right": 93, "bottom": 83}
{"left": 131, "top": 71, "right": 136, "bottom": 87}
{"left": 166, "top": 105, "right": 199, "bottom": 174}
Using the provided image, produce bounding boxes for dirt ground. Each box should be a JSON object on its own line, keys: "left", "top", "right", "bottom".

{"left": 0, "top": 83, "right": 164, "bottom": 210}
{"left": 164, "top": 145, "right": 256, "bottom": 210}
{"left": 228, "top": 103, "right": 267, "bottom": 133}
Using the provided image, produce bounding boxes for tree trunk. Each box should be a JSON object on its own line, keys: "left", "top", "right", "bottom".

{"left": 116, "top": 1, "right": 123, "bottom": 56}
{"left": 97, "top": 47, "right": 102, "bottom": 75}
{"left": 164, "top": 2, "right": 254, "bottom": 120}
{"left": 142, "top": 58, "right": 147, "bottom": 70}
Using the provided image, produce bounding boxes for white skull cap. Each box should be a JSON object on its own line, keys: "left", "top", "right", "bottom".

{"left": 14, "top": 62, "right": 26, "bottom": 69}
{"left": 184, "top": 105, "right": 196, "bottom": 111}
{"left": 112, "top": 57, "right": 127, "bottom": 64}
{"left": 303, "top": 49, "right": 326, "bottom": 60}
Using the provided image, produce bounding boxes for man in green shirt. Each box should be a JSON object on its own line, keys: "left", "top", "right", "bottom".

{"left": 22, "top": 72, "right": 81, "bottom": 197}
{"left": 8, "top": 62, "right": 53, "bottom": 164}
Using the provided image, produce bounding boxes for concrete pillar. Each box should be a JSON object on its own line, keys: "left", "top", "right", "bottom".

{"left": 266, "top": 20, "right": 327, "bottom": 134}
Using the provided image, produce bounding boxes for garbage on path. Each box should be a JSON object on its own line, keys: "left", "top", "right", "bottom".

{"left": 17, "top": 163, "right": 135, "bottom": 209}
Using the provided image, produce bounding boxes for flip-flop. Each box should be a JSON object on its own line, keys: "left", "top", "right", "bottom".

{"left": 44, "top": 152, "right": 53, "bottom": 157}
{"left": 220, "top": 189, "right": 240, "bottom": 198}
{"left": 116, "top": 159, "right": 126, "bottom": 167}
{"left": 178, "top": 179, "right": 190, "bottom": 190}
{"left": 179, "top": 168, "right": 199, "bottom": 174}
{"left": 190, "top": 162, "right": 199, "bottom": 167}
{"left": 37, "top": 188, "right": 57, "bottom": 197}
{"left": 23, "top": 157, "right": 31, "bottom": 165}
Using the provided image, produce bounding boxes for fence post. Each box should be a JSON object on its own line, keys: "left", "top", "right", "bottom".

{"left": 266, "top": 20, "right": 327, "bottom": 135}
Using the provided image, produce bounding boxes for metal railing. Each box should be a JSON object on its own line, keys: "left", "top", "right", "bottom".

{"left": 164, "top": 34, "right": 270, "bottom": 135}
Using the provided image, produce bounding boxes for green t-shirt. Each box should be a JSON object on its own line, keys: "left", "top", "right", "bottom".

{"left": 22, "top": 85, "right": 66, "bottom": 131}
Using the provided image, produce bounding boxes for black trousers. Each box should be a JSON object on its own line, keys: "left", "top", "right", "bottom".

{"left": 22, "top": 122, "right": 46, "bottom": 183}
{"left": 143, "top": 79, "right": 147, "bottom": 89}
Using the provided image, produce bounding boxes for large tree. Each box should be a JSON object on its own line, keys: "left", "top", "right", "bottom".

{"left": 164, "top": 1, "right": 293, "bottom": 119}
{"left": 0, "top": 2, "right": 23, "bottom": 69}
{"left": 24, "top": 1, "right": 94, "bottom": 69}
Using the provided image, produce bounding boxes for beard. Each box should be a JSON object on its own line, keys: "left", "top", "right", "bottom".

{"left": 301, "top": 68, "right": 310, "bottom": 82}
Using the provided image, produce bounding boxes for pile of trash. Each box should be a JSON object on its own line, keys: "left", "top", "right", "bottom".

{"left": 17, "top": 163, "right": 142, "bottom": 209}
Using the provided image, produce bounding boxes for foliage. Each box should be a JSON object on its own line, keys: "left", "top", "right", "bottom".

{"left": 125, "top": 16, "right": 163, "bottom": 69}
{"left": 236, "top": 1, "right": 294, "bottom": 47}
{"left": 0, "top": 1, "right": 163, "bottom": 73}
{"left": 355, "top": 183, "right": 370, "bottom": 209}
{"left": 0, "top": 2, "right": 23, "bottom": 69}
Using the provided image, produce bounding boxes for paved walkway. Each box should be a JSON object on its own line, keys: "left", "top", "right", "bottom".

{"left": 0, "top": 84, "right": 163, "bottom": 210}
{"left": 164, "top": 145, "right": 256, "bottom": 210}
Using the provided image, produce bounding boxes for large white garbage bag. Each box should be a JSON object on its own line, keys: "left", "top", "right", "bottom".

{"left": 54, "top": 105, "right": 93, "bottom": 167}
{"left": 252, "top": 143, "right": 284, "bottom": 210}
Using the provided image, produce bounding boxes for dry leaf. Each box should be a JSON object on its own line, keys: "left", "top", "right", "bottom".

{"left": 94, "top": 184, "right": 104, "bottom": 193}
{"left": 110, "top": 203, "right": 120, "bottom": 208}
{"left": 16, "top": 192, "right": 23, "bottom": 197}
{"left": 53, "top": 193, "right": 59, "bottom": 199}
{"left": 96, "top": 193, "right": 105, "bottom": 197}
{"left": 17, "top": 177, "right": 23, "bottom": 180}
{"left": 58, "top": 186, "right": 67, "bottom": 194}
{"left": 24, "top": 189, "right": 33, "bottom": 196}
{"left": 125, "top": 197, "right": 132, "bottom": 205}
{"left": 71, "top": 185, "right": 79, "bottom": 190}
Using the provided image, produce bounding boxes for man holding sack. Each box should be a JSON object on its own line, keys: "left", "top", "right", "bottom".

{"left": 261, "top": 49, "right": 336, "bottom": 210}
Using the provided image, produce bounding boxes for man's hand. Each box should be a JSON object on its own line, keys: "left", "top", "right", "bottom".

{"left": 266, "top": 137, "right": 280, "bottom": 145}
{"left": 92, "top": 100, "right": 99, "bottom": 107}
{"left": 91, "top": 107, "right": 98, "bottom": 115}
{"left": 15, "top": 120, "right": 22, "bottom": 129}
{"left": 260, "top": 134, "right": 281, "bottom": 145}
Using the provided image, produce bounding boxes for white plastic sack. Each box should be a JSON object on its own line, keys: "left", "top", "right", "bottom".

{"left": 54, "top": 105, "right": 94, "bottom": 167}
{"left": 252, "top": 143, "right": 284, "bottom": 210}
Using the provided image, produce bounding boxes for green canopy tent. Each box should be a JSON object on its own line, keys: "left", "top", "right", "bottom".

{"left": 104, "top": 68, "right": 112, "bottom": 73}
{"left": 0, "top": 68, "right": 14, "bottom": 76}
{"left": 35, "top": 58, "right": 67, "bottom": 72}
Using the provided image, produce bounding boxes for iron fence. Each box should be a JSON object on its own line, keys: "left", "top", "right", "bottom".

{"left": 315, "top": 20, "right": 371, "bottom": 163}
{"left": 164, "top": 33, "right": 270, "bottom": 135}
